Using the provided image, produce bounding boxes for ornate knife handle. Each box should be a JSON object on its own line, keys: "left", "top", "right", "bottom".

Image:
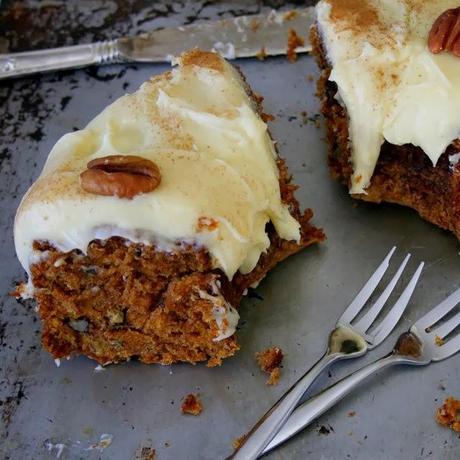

{"left": 0, "top": 40, "right": 124, "bottom": 80}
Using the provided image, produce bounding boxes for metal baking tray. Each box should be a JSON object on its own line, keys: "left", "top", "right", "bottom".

{"left": 0, "top": 2, "right": 459, "bottom": 459}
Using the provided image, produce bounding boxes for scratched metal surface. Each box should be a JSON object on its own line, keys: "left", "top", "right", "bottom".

{"left": 0, "top": 1, "right": 459, "bottom": 459}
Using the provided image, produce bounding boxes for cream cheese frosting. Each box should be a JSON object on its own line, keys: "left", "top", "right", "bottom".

{"left": 198, "top": 278, "right": 240, "bottom": 341}
{"left": 316, "top": 0, "right": 460, "bottom": 193}
{"left": 14, "top": 50, "right": 301, "bottom": 281}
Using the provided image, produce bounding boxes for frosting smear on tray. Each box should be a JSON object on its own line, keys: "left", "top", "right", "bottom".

{"left": 316, "top": 0, "right": 460, "bottom": 193}
{"left": 14, "top": 50, "right": 300, "bottom": 279}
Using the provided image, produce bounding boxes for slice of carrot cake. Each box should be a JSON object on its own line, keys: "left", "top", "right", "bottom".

{"left": 14, "top": 49, "right": 324, "bottom": 367}
{"left": 311, "top": 0, "right": 460, "bottom": 238}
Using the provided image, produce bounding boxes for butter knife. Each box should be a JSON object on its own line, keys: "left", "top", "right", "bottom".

{"left": 0, "top": 8, "right": 314, "bottom": 80}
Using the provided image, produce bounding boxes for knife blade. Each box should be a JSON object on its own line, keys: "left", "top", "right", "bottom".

{"left": 0, "top": 8, "right": 315, "bottom": 80}
{"left": 118, "top": 8, "right": 314, "bottom": 61}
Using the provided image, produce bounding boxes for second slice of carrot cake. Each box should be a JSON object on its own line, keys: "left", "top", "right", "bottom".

{"left": 312, "top": 0, "right": 460, "bottom": 238}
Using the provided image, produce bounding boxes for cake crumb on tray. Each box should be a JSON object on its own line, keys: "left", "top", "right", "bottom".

{"left": 181, "top": 393, "right": 203, "bottom": 416}
{"left": 232, "top": 435, "right": 246, "bottom": 450}
{"left": 436, "top": 397, "right": 460, "bottom": 432}
{"left": 256, "top": 47, "right": 267, "bottom": 60}
{"left": 286, "top": 29, "right": 305, "bottom": 63}
{"left": 256, "top": 346, "right": 284, "bottom": 385}
{"left": 135, "top": 446, "right": 156, "bottom": 460}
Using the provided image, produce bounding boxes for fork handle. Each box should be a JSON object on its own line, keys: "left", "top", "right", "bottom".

{"left": 0, "top": 41, "right": 123, "bottom": 80}
{"left": 262, "top": 353, "right": 409, "bottom": 455}
{"left": 230, "top": 352, "right": 340, "bottom": 460}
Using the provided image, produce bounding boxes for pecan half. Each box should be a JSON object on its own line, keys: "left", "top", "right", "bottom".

{"left": 428, "top": 7, "right": 460, "bottom": 57}
{"left": 80, "top": 155, "right": 161, "bottom": 199}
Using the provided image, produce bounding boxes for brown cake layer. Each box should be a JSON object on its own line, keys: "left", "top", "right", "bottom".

{"left": 311, "top": 24, "right": 460, "bottom": 239}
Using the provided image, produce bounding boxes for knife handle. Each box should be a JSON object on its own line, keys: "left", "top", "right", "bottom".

{"left": 0, "top": 40, "right": 124, "bottom": 80}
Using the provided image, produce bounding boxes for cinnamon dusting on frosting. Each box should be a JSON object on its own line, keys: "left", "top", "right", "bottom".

{"left": 327, "top": 0, "right": 401, "bottom": 49}
{"left": 179, "top": 49, "right": 225, "bottom": 73}
{"left": 329, "top": 0, "right": 381, "bottom": 31}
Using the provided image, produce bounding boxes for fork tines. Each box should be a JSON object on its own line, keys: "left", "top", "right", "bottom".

{"left": 413, "top": 287, "right": 460, "bottom": 360}
{"left": 338, "top": 247, "right": 424, "bottom": 348}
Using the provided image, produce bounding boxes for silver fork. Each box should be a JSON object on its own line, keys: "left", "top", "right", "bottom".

{"left": 264, "top": 286, "right": 460, "bottom": 455}
{"left": 231, "top": 248, "right": 424, "bottom": 460}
